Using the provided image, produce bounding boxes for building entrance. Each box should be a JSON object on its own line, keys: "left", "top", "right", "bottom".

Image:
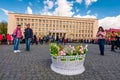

{"left": 49, "top": 30, "right": 66, "bottom": 40}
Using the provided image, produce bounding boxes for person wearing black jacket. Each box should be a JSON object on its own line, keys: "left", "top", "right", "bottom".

{"left": 24, "top": 24, "right": 33, "bottom": 51}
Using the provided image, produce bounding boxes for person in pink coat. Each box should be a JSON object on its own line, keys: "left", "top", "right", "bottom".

{"left": 96, "top": 26, "right": 106, "bottom": 56}
{"left": 12, "top": 24, "right": 22, "bottom": 53}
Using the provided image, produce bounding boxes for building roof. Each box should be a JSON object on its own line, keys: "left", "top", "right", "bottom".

{"left": 105, "top": 28, "right": 120, "bottom": 32}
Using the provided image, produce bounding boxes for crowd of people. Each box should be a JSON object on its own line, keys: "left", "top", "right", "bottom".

{"left": 0, "top": 33, "right": 14, "bottom": 45}
{"left": 0, "top": 25, "right": 120, "bottom": 54}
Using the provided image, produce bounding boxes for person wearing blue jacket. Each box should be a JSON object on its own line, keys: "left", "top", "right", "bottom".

{"left": 24, "top": 24, "right": 33, "bottom": 51}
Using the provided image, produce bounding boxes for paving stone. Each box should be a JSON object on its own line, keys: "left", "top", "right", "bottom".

{"left": 0, "top": 44, "right": 120, "bottom": 80}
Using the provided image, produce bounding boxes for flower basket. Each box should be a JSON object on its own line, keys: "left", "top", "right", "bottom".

{"left": 50, "top": 43, "right": 88, "bottom": 75}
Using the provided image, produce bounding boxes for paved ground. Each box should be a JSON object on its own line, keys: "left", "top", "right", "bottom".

{"left": 0, "top": 43, "right": 120, "bottom": 80}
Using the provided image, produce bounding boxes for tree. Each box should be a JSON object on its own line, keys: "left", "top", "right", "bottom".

{"left": 0, "top": 21, "right": 7, "bottom": 34}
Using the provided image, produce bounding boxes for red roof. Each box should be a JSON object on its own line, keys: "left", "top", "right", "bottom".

{"left": 105, "top": 28, "right": 120, "bottom": 32}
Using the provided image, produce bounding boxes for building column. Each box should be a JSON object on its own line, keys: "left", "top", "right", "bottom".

{"left": 62, "top": 33, "right": 63, "bottom": 37}
{"left": 58, "top": 33, "right": 60, "bottom": 38}
{"left": 55, "top": 33, "right": 56, "bottom": 40}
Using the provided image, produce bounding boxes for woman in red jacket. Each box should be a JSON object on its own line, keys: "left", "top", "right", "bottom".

{"left": 6, "top": 34, "right": 11, "bottom": 45}
{"left": 0, "top": 33, "right": 3, "bottom": 44}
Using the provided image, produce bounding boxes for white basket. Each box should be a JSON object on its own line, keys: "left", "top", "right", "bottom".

{"left": 51, "top": 54, "right": 86, "bottom": 75}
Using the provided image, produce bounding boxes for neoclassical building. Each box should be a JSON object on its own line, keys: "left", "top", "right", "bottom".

{"left": 8, "top": 13, "right": 98, "bottom": 40}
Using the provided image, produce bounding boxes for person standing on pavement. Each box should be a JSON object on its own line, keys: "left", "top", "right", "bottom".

{"left": 12, "top": 25, "right": 22, "bottom": 53}
{"left": 0, "top": 33, "right": 3, "bottom": 45}
{"left": 6, "top": 33, "right": 11, "bottom": 45}
{"left": 110, "top": 31, "right": 118, "bottom": 51}
{"left": 24, "top": 24, "right": 33, "bottom": 51}
{"left": 96, "top": 26, "right": 106, "bottom": 56}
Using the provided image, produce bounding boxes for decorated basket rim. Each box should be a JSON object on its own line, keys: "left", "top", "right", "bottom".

{"left": 51, "top": 54, "right": 86, "bottom": 61}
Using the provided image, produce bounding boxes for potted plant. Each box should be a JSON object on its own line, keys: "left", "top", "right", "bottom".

{"left": 50, "top": 43, "right": 88, "bottom": 75}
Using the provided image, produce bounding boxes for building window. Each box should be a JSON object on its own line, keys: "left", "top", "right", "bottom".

{"left": 24, "top": 19, "right": 27, "bottom": 21}
{"left": 43, "top": 24, "right": 44, "bottom": 27}
{"left": 35, "top": 23, "right": 38, "bottom": 26}
{"left": 82, "top": 30, "right": 84, "bottom": 33}
{"left": 88, "top": 30, "right": 90, "bottom": 33}
{"left": 17, "top": 18, "right": 19, "bottom": 21}
{"left": 79, "top": 34, "right": 81, "bottom": 37}
{"left": 76, "top": 34, "right": 77, "bottom": 37}
{"left": 43, "top": 20, "right": 45, "bottom": 23}
{"left": 28, "top": 19, "right": 31, "bottom": 22}
{"left": 53, "top": 24, "right": 54, "bottom": 27}
{"left": 36, "top": 19, "right": 38, "bottom": 22}
{"left": 82, "top": 34, "right": 84, "bottom": 37}
{"left": 50, "top": 24, "right": 52, "bottom": 27}
{"left": 39, "top": 24, "right": 41, "bottom": 26}
{"left": 50, "top": 20, "right": 52, "bottom": 23}
{"left": 21, "top": 23, "right": 23, "bottom": 26}
{"left": 63, "top": 25, "right": 65, "bottom": 28}
{"left": 91, "top": 35, "right": 93, "bottom": 37}
{"left": 88, "top": 35, "right": 90, "bottom": 37}
{"left": 32, "top": 23, "right": 34, "bottom": 26}
{"left": 21, "top": 18, "right": 23, "bottom": 21}
{"left": 47, "top": 20, "right": 49, "bottom": 23}
{"left": 46, "top": 24, "right": 48, "bottom": 27}
{"left": 32, "top": 19, "right": 34, "bottom": 22}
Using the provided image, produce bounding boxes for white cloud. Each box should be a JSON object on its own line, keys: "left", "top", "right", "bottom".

{"left": 53, "top": 0, "right": 74, "bottom": 17}
{"left": 44, "top": 0, "right": 54, "bottom": 9}
{"left": 85, "top": 0, "right": 97, "bottom": 7}
{"left": 0, "top": 8, "right": 13, "bottom": 15}
{"left": 42, "top": 0, "right": 74, "bottom": 17}
{"left": 76, "top": 8, "right": 80, "bottom": 13}
{"left": 42, "top": 0, "right": 98, "bottom": 18}
{"left": 48, "top": 1, "right": 54, "bottom": 9}
{"left": 42, "top": 0, "right": 54, "bottom": 15}
{"left": 26, "top": 6, "right": 32, "bottom": 14}
{"left": 87, "top": 10, "right": 91, "bottom": 14}
{"left": 99, "top": 15, "right": 120, "bottom": 29}
{"left": 74, "top": 14, "right": 97, "bottom": 18}
{"left": 41, "top": 12, "right": 53, "bottom": 16}
{"left": 43, "top": 6, "right": 49, "bottom": 13}
{"left": 29, "top": 2, "right": 33, "bottom": 6}
{"left": 76, "top": 0, "right": 83, "bottom": 4}
{"left": 68, "top": 1, "right": 74, "bottom": 6}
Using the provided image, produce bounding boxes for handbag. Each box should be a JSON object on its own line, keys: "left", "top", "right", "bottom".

{"left": 12, "top": 30, "right": 18, "bottom": 38}
{"left": 12, "top": 34, "right": 16, "bottom": 38}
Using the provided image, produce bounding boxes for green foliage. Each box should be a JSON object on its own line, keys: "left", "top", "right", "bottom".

{"left": 50, "top": 43, "right": 88, "bottom": 56}
{"left": 84, "top": 48, "right": 88, "bottom": 54}
{"left": 50, "top": 43, "right": 59, "bottom": 56}
{"left": 0, "top": 21, "right": 7, "bottom": 34}
{"left": 64, "top": 46, "right": 73, "bottom": 56}
{"left": 75, "top": 46, "right": 80, "bottom": 55}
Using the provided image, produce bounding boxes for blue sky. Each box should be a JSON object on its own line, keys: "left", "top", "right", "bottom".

{"left": 0, "top": 0, "right": 120, "bottom": 29}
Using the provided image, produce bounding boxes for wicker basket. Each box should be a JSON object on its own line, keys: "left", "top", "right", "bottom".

{"left": 51, "top": 54, "right": 86, "bottom": 75}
